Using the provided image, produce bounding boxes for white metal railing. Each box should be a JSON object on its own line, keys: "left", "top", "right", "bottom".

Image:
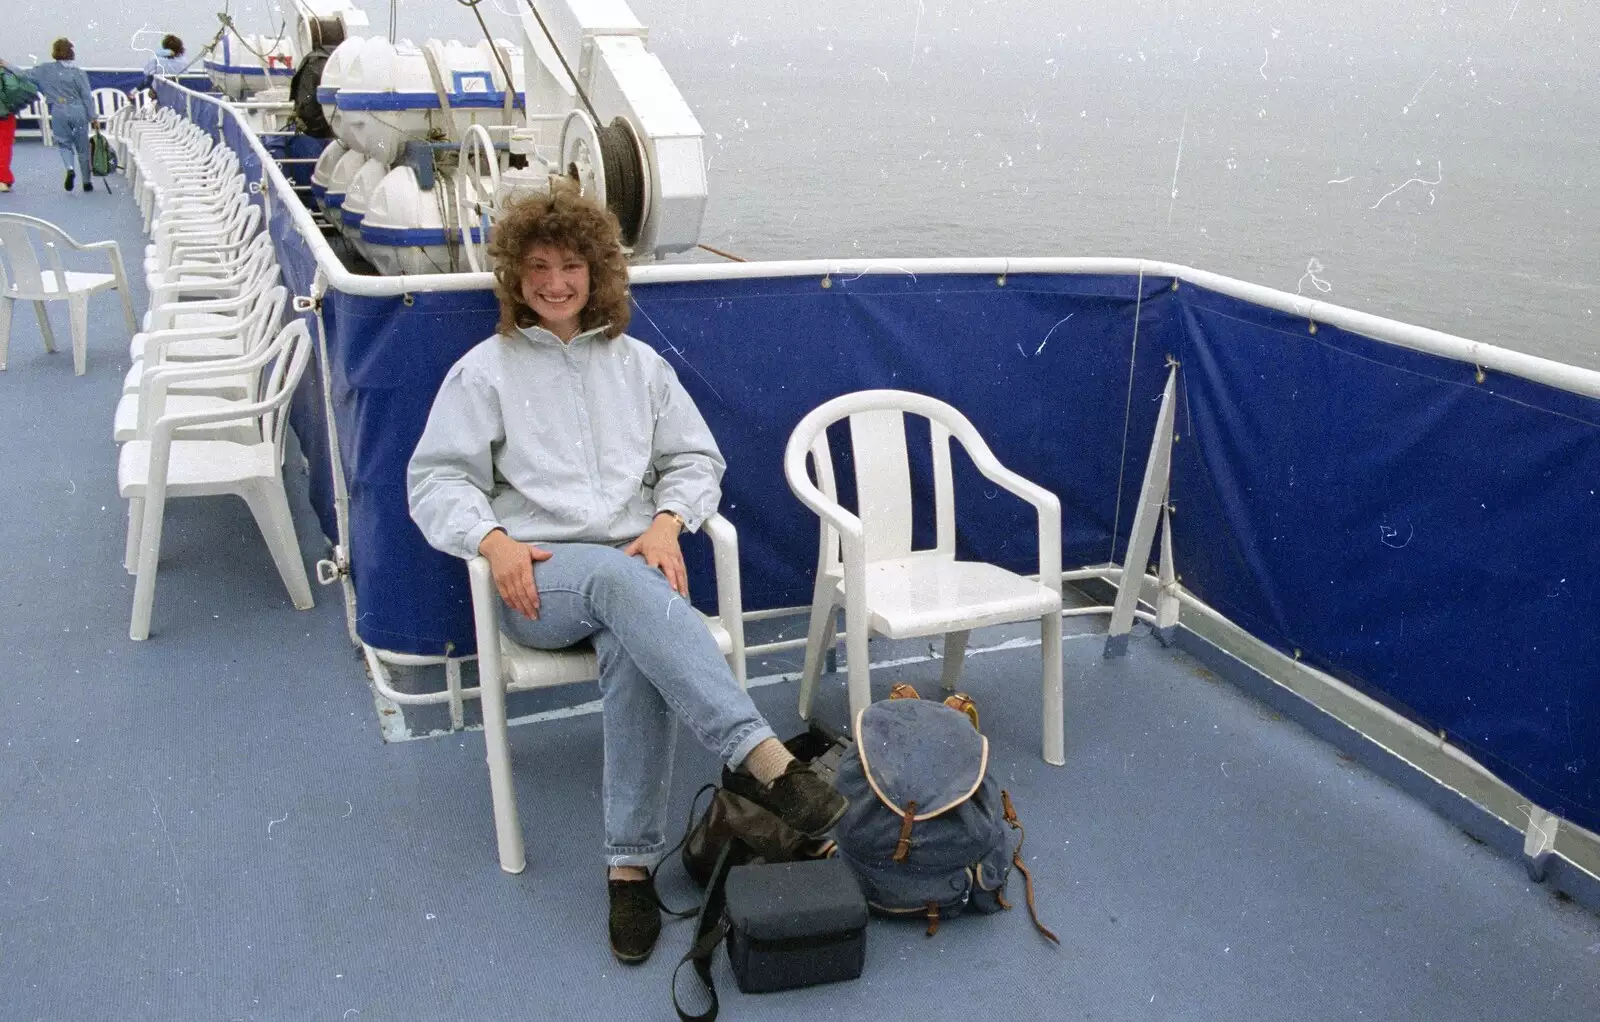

{"left": 159, "top": 78, "right": 1600, "bottom": 400}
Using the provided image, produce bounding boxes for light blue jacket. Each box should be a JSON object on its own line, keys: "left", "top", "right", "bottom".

{"left": 143, "top": 50, "right": 193, "bottom": 83}
{"left": 407, "top": 325, "right": 725, "bottom": 561}
{"left": 27, "top": 60, "right": 93, "bottom": 132}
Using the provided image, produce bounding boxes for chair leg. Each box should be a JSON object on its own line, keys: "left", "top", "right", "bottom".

{"left": 940, "top": 629, "right": 971, "bottom": 693}
{"left": 1041, "top": 611, "right": 1065, "bottom": 766}
{"left": 129, "top": 491, "right": 167, "bottom": 640}
{"left": 796, "top": 600, "right": 837, "bottom": 721}
{"left": 845, "top": 614, "right": 873, "bottom": 725}
{"left": 0, "top": 295, "right": 11, "bottom": 370}
{"left": 118, "top": 281, "right": 137, "bottom": 334}
{"left": 34, "top": 302, "right": 56, "bottom": 354}
{"left": 241, "top": 484, "right": 314, "bottom": 610}
{"left": 68, "top": 294, "right": 88, "bottom": 375}
{"left": 478, "top": 644, "right": 527, "bottom": 874}
{"left": 124, "top": 497, "right": 144, "bottom": 574}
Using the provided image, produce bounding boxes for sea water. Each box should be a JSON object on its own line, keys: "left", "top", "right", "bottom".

{"left": 10, "top": 0, "right": 1596, "bottom": 367}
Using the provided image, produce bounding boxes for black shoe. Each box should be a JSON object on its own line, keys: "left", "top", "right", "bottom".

{"left": 63, "top": 170, "right": 75, "bottom": 191}
{"left": 749, "top": 761, "right": 849, "bottom": 838}
{"left": 607, "top": 876, "right": 662, "bottom": 965}
{"left": 83, "top": 180, "right": 93, "bottom": 193}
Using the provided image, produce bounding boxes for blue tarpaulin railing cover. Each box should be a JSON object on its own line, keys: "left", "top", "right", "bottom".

{"left": 171, "top": 85, "right": 1600, "bottom": 838}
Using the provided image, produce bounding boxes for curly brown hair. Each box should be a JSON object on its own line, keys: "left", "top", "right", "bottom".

{"left": 161, "top": 34, "right": 185, "bottom": 57}
{"left": 51, "top": 39, "right": 74, "bottom": 61}
{"left": 489, "top": 190, "right": 630, "bottom": 339}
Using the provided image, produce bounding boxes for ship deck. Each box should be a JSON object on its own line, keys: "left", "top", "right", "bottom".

{"left": 2, "top": 138, "right": 1598, "bottom": 1020}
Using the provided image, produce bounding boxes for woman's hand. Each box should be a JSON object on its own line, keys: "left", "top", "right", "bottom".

{"left": 624, "top": 513, "right": 688, "bottom": 596}
{"left": 479, "top": 529, "right": 552, "bottom": 619}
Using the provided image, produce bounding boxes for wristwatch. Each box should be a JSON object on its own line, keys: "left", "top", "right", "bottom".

{"left": 656, "top": 509, "right": 687, "bottom": 530}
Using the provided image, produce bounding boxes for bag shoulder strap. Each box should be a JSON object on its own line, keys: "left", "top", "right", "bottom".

{"left": 651, "top": 781, "right": 718, "bottom": 919}
{"left": 671, "top": 840, "right": 750, "bottom": 1022}
{"left": 1000, "top": 791, "right": 1060, "bottom": 945}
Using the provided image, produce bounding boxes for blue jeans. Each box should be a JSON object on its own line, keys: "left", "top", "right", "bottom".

{"left": 498, "top": 543, "right": 775, "bottom": 868}
{"left": 53, "top": 115, "right": 90, "bottom": 181}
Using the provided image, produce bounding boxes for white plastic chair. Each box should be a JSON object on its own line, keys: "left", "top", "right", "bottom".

{"left": 138, "top": 240, "right": 278, "bottom": 335}
{"left": 91, "top": 88, "right": 128, "bottom": 121}
{"left": 0, "top": 213, "right": 137, "bottom": 375}
{"left": 114, "top": 286, "right": 289, "bottom": 443}
{"left": 117, "top": 319, "right": 316, "bottom": 640}
{"left": 15, "top": 97, "right": 52, "bottom": 145}
{"left": 468, "top": 515, "right": 748, "bottom": 874}
{"left": 783, "top": 389, "right": 1066, "bottom": 765}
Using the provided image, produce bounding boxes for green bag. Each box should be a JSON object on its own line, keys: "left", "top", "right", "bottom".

{"left": 90, "top": 128, "right": 118, "bottom": 178}
{"left": 0, "top": 66, "right": 40, "bottom": 116}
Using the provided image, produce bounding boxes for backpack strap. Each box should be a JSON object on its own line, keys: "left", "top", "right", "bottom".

{"left": 891, "top": 801, "right": 918, "bottom": 863}
{"left": 670, "top": 839, "right": 750, "bottom": 1022}
{"left": 1001, "top": 791, "right": 1060, "bottom": 945}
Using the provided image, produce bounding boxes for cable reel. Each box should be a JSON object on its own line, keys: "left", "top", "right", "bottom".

{"left": 559, "top": 110, "right": 650, "bottom": 249}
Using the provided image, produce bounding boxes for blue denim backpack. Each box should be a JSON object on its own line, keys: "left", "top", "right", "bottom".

{"left": 832, "top": 694, "right": 1058, "bottom": 941}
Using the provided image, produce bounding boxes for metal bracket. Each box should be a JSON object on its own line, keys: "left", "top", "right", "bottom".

{"left": 315, "top": 544, "right": 349, "bottom": 586}
{"left": 1522, "top": 806, "right": 1560, "bottom": 882}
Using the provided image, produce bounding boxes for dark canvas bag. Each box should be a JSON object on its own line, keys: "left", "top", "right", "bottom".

{"left": 672, "top": 843, "right": 867, "bottom": 1022}
{"left": 666, "top": 725, "right": 864, "bottom": 1021}
{"left": 833, "top": 696, "right": 1058, "bottom": 941}
{"left": 675, "top": 725, "right": 846, "bottom": 888}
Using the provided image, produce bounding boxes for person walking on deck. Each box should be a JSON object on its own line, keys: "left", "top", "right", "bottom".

{"left": 28, "top": 40, "right": 96, "bottom": 193}
{"left": 407, "top": 190, "right": 848, "bottom": 966}
{"left": 0, "top": 56, "right": 37, "bottom": 192}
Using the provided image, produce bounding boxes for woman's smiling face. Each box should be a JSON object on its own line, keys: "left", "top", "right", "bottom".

{"left": 520, "top": 244, "right": 590, "bottom": 341}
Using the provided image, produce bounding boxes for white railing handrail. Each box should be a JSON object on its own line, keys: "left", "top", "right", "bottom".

{"left": 160, "top": 79, "right": 1600, "bottom": 401}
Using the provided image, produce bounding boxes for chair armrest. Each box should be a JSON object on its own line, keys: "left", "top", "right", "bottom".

{"left": 782, "top": 436, "right": 868, "bottom": 589}
{"left": 147, "top": 277, "right": 244, "bottom": 306}
{"left": 960, "top": 444, "right": 1062, "bottom": 593}
{"left": 141, "top": 322, "right": 248, "bottom": 347}
{"left": 146, "top": 289, "right": 256, "bottom": 328}
{"left": 699, "top": 512, "right": 747, "bottom": 685}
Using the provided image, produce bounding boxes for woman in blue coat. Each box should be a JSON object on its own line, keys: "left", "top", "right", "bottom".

{"left": 29, "top": 38, "right": 96, "bottom": 192}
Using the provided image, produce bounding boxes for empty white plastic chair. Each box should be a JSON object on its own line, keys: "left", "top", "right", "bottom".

{"left": 91, "top": 88, "right": 129, "bottom": 123}
{"left": 783, "top": 389, "right": 1066, "bottom": 765}
{"left": 118, "top": 319, "right": 316, "bottom": 640}
{"left": 0, "top": 213, "right": 137, "bottom": 375}
{"left": 114, "top": 286, "right": 289, "bottom": 443}
{"left": 138, "top": 246, "right": 279, "bottom": 337}
{"left": 14, "top": 97, "right": 52, "bottom": 145}
{"left": 467, "top": 515, "right": 747, "bottom": 874}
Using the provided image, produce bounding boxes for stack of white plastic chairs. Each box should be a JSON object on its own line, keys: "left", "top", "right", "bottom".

{"left": 114, "top": 110, "right": 316, "bottom": 640}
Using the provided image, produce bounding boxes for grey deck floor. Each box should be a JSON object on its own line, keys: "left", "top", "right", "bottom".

{"left": 2, "top": 140, "right": 1598, "bottom": 1021}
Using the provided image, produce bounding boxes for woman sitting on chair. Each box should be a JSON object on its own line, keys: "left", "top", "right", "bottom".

{"left": 407, "top": 189, "right": 847, "bottom": 965}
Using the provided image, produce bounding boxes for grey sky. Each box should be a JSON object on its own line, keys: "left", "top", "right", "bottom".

{"left": 4, "top": 1, "right": 1591, "bottom": 69}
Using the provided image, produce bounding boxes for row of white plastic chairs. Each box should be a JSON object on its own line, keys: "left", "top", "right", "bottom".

{"left": 113, "top": 106, "right": 315, "bottom": 640}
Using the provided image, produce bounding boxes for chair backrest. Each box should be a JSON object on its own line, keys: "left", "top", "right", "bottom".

{"left": 91, "top": 88, "right": 128, "bottom": 120}
{"left": 260, "top": 320, "right": 314, "bottom": 461}
{"left": 140, "top": 286, "right": 291, "bottom": 437}
{"left": 0, "top": 213, "right": 73, "bottom": 295}
{"left": 785, "top": 390, "right": 1008, "bottom": 570}
{"left": 243, "top": 286, "right": 290, "bottom": 385}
